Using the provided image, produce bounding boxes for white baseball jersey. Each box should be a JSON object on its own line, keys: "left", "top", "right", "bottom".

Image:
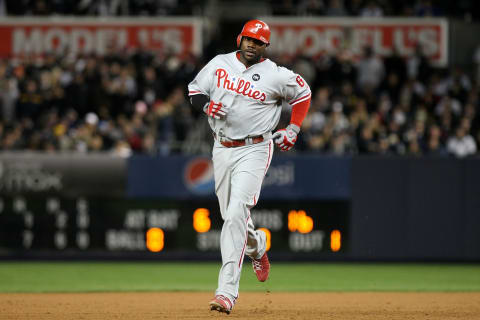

{"left": 188, "top": 51, "right": 311, "bottom": 139}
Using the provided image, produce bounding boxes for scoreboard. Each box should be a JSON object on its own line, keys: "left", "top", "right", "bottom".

{"left": 0, "top": 196, "right": 349, "bottom": 258}
{"left": 0, "top": 148, "right": 352, "bottom": 259}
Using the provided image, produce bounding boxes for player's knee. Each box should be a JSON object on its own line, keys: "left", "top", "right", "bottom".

{"left": 224, "top": 199, "right": 249, "bottom": 222}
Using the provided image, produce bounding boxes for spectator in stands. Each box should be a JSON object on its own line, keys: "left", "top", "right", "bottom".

{"left": 328, "top": 101, "right": 350, "bottom": 134}
{"left": 325, "top": 102, "right": 354, "bottom": 154}
{"left": 297, "top": 0, "right": 325, "bottom": 16}
{"left": 112, "top": 139, "right": 132, "bottom": 157}
{"left": 384, "top": 48, "right": 407, "bottom": 86}
{"left": 17, "top": 79, "right": 43, "bottom": 121}
{"left": 339, "top": 81, "right": 360, "bottom": 112}
{"left": 386, "top": 121, "right": 406, "bottom": 154}
{"left": 0, "top": 61, "right": 18, "bottom": 123}
{"left": 326, "top": 0, "right": 348, "bottom": 16}
{"left": 96, "top": 0, "right": 130, "bottom": 16}
{"left": 435, "top": 95, "right": 462, "bottom": 118}
{"left": 426, "top": 124, "right": 447, "bottom": 156}
{"left": 406, "top": 45, "right": 433, "bottom": 84}
{"left": 377, "top": 133, "right": 392, "bottom": 155}
{"left": 474, "top": 46, "right": 480, "bottom": 85}
{"left": 151, "top": 86, "right": 186, "bottom": 155}
{"left": 360, "top": 0, "right": 384, "bottom": 17}
{"left": 137, "top": 66, "right": 165, "bottom": 108}
{"left": 407, "top": 137, "right": 422, "bottom": 156}
{"left": 357, "top": 122, "right": 377, "bottom": 153}
{"left": 356, "top": 46, "right": 385, "bottom": 93}
{"left": 0, "top": 0, "right": 5, "bottom": 16}
{"left": 414, "top": 0, "right": 443, "bottom": 17}
{"left": 346, "top": 0, "right": 363, "bottom": 16}
{"left": 330, "top": 131, "right": 354, "bottom": 154}
{"left": 447, "top": 125, "right": 477, "bottom": 158}
{"left": 348, "top": 98, "right": 369, "bottom": 133}
{"left": 380, "top": 73, "right": 402, "bottom": 105}
{"left": 270, "top": 0, "right": 297, "bottom": 16}
{"left": 329, "top": 49, "right": 357, "bottom": 89}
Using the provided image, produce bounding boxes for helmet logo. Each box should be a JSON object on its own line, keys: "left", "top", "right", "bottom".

{"left": 252, "top": 23, "right": 263, "bottom": 33}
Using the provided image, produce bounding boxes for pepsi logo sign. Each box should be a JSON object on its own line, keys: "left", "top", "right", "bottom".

{"left": 183, "top": 157, "right": 215, "bottom": 195}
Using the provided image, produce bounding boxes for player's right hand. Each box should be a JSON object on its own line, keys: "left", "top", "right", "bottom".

{"left": 204, "top": 101, "right": 227, "bottom": 120}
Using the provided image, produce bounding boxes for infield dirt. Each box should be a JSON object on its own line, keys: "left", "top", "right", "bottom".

{"left": 1, "top": 292, "right": 479, "bottom": 319}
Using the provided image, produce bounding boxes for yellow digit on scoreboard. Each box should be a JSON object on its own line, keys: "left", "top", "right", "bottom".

{"left": 193, "top": 208, "right": 211, "bottom": 233}
{"left": 330, "top": 229, "right": 341, "bottom": 252}
{"left": 288, "top": 210, "right": 313, "bottom": 234}
{"left": 146, "top": 228, "right": 164, "bottom": 252}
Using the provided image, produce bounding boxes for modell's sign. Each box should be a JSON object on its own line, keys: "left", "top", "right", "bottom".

{"left": 0, "top": 18, "right": 202, "bottom": 57}
{"left": 263, "top": 18, "right": 448, "bottom": 66}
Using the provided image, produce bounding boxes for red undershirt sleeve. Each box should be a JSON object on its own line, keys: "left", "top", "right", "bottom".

{"left": 290, "top": 97, "right": 311, "bottom": 128}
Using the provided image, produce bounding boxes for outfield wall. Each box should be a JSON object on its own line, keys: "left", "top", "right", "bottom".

{"left": 128, "top": 155, "right": 480, "bottom": 261}
{"left": 0, "top": 153, "right": 479, "bottom": 261}
{"left": 351, "top": 157, "right": 480, "bottom": 261}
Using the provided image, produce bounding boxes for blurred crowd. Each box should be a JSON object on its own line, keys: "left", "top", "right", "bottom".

{"left": 271, "top": 0, "right": 473, "bottom": 19}
{"left": 0, "top": 0, "right": 202, "bottom": 16}
{"left": 277, "top": 46, "right": 479, "bottom": 158}
{"left": 0, "top": 0, "right": 479, "bottom": 158}
{"left": 0, "top": 47, "right": 200, "bottom": 156}
{"left": 0, "top": 42, "right": 479, "bottom": 158}
{"left": 0, "top": 0, "right": 479, "bottom": 21}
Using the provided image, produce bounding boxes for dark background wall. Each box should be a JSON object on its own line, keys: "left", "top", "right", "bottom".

{"left": 1, "top": 153, "right": 479, "bottom": 261}
{"left": 351, "top": 157, "right": 480, "bottom": 261}
{"left": 129, "top": 154, "right": 480, "bottom": 261}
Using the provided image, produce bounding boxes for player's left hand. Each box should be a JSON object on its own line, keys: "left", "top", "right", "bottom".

{"left": 272, "top": 124, "right": 300, "bottom": 151}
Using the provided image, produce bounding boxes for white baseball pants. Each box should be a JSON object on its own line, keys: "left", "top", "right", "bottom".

{"left": 212, "top": 138, "right": 273, "bottom": 301}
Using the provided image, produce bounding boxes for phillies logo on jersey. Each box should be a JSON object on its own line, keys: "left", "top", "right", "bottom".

{"left": 215, "top": 68, "right": 266, "bottom": 102}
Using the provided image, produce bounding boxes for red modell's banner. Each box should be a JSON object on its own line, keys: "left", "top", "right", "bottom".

{"left": 262, "top": 18, "right": 448, "bottom": 66}
{"left": 0, "top": 17, "right": 202, "bottom": 57}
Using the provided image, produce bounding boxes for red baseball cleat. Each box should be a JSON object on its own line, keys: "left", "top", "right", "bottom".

{"left": 209, "top": 295, "right": 234, "bottom": 314}
{"left": 252, "top": 252, "right": 270, "bottom": 282}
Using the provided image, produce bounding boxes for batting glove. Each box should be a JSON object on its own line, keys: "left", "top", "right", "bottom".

{"left": 272, "top": 124, "right": 300, "bottom": 151}
{"left": 204, "top": 100, "right": 227, "bottom": 120}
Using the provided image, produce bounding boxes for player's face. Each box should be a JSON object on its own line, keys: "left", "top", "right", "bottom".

{"left": 239, "top": 36, "right": 267, "bottom": 65}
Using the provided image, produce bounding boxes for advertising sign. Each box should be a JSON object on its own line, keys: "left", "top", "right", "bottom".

{"left": 0, "top": 17, "right": 202, "bottom": 57}
{"left": 262, "top": 18, "right": 448, "bottom": 66}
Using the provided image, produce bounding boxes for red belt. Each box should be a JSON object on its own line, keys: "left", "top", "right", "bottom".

{"left": 213, "top": 133, "right": 265, "bottom": 148}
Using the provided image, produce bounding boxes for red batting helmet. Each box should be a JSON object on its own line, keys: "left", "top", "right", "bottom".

{"left": 236, "top": 20, "right": 271, "bottom": 47}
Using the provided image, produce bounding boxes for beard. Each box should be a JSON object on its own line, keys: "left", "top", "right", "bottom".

{"left": 241, "top": 49, "right": 261, "bottom": 63}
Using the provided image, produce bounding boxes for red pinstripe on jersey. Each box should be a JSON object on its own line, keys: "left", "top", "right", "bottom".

{"left": 289, "top": 93, "right": 311, "bottom": 105}
{"left": 238, "top": 213, "right": 250, "bottom": 268}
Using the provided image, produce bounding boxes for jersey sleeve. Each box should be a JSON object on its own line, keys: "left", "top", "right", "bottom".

{"left": 280, "top": 67, "right": 311, "bottom": 106}
{"left": 188, "top": 58, "right": 217, "bottom": 97}
{"left": 280, "top": 67, "right": 312, "bottom": 128}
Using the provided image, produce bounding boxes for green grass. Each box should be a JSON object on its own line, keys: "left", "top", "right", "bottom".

{"left": 0, "top": 262, "right": 479, "bottom": 293}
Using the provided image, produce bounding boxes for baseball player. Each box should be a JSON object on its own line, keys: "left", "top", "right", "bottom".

{"left": 188, "top": 19, "right": 311, "bottom": 314}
